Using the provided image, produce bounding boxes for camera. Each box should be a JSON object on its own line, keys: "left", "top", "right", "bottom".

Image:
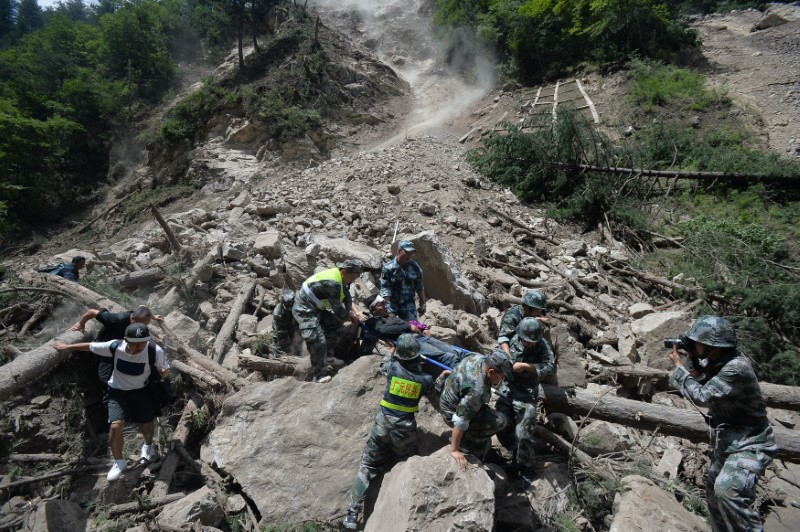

{"left": 664, "top": 336, "right": 688, "bottom": 349}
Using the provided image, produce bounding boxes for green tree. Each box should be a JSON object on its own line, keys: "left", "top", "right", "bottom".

{"left": 0, "top": 0, "right": 15, "bottom": 44}
{"left": 15, "top": 0, "right": 43, "bottom": 36}
{"left": 100, "top": 0, "right": 175, "bottom": 99}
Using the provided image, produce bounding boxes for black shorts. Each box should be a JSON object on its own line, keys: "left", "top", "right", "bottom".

{"left": 108, "top": 387, "right": 154, "bottom": 424}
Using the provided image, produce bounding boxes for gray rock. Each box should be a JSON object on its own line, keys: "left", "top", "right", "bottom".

{"left": 202, "top": 356, "right": 448, "bottom": 524}
{"left": 237, "top": 314, "right": 258, "bottom": 339}
{"left": 164, "top": 310, "right": 201, "bottom": 346}
{"left": 653, "top": 448, "right": 683, "bottom": 480}
{"left": 253, "top": 231, "right": 282, "bottom": 260}
{"left": 25, "top": 499, "right": 86, "bottom": 531}
{"left": 365, "top": 447, "right": 495, "bottom": 532}
{"left": 281, "top": 241, "right": 312, "bottom": 288}
{"left": 617, "top": 323, "right": 638, "bottom": 363}
{"left": 578, "top": 420, "right": 633, "bottom": 456}
{"left": 307, "top": 234, "right": 383, "bottom": 271}
{"left": 630, "top": 311, "right": 691, "bottom": 369}
{"left": 548, "top": 413, "right": 579, "bottom": 441}
{"left": 222, "top": 241, "right": 247, "bottom": 262}
{"left": 419, "top": 203, "right": 437, "bottom": 216}
{"left": 428, "top": 325, "right": 460, "bottom": 345}
{"left": 387, "top": 184, "right": 401, "bottom": 195}
{"left": 157, "top": 486, "right": 224, "bottom": 527}
{"left": 560, "top": 239, "right": 588, "bottom": 257}
{"left": 548, "top": 325, "right": 587, "bottom": 388}
{"left": 405, "top": 231, "right": 487, "bottom": 315}
{"left": 628, "top": 302, "right": 654, "bottom": 319}
{"left": 609, "top": 476, "right": 708, "bottom": 532}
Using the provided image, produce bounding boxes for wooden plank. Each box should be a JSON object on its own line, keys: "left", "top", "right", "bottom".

{"left": 575, "top": 78, "right": 600, "bottom": 123}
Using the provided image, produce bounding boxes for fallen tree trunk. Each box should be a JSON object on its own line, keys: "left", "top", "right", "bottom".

{"left": 604, "top": 365, "right": 800, "bottom": 411}
{"left": 16, "top": 272, "right": 245, "bottom": 392}
{"left": 113, "top": 267, "right": 165, "bottom": 288}
{"left": 539, "top": 384, "right": 800, "bottom": 463}
{"left": 108, "top": 492, "right": 186, "bottom": 517}
{"left": 238, "top": 353, "right": 301, "bottom": 377}
{"left": 0, "top": 329, "right": 87, "bottom": 400}
{"left": 170, "top": 359, "right": 223, "bottom": 390}
{"left": 151, "top": 395, "right": 203, "bottom": 499}
{"left": 214, "top": 280, "right": 256, "bottom": 364}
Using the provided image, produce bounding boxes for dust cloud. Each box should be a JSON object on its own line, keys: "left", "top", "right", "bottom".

{"left": 309, "top": 0, "right": 496, "bottom": 143}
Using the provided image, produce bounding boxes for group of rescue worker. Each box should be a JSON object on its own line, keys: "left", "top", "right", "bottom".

{"left": 270, "top": 239, "right": 776, "bottom": 532}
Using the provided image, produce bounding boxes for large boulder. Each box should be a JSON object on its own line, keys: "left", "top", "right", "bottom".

{"left": 629, "top": 311, "right": 691, "bottom": 369}
{"left": 253, "top": 230, "right": 283, "bottom": 260}
{"left": 156, "top": 486, "right": 225, "bottom": 527}
{"left": 164, "top": 310, "right": 201, "bottom": 346}
{"left": 308, "top": 234, "right": 383, "bottom": 271}
{"left": 548, "top": 324, "right": 587, "bottom": 388}
{"left": 202, "top": 356, "right": 448, "bottom": 525}
{"left": 405, "top": 231, "right": 487, "bottom": 315}
{"left": 365, "top": 447, "right": 495, "bottom": 532}
{"left": 24, "top": 499, "right": 87, "bottom": 531}
{"left": 609, "top": 475, "right": 709, "bottom": 532}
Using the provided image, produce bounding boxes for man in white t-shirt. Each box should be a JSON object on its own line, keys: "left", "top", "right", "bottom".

{"left": 53, "top": 323, "right": 169, "bottom": 481}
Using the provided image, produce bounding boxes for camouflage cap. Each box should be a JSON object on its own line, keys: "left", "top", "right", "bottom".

{"left": 517, "top": 317, "right": 543, "bottom": 343}
{"left": 398, "top": 240, "right": 416, "bottom": 253}
{"left": 337, "top": 258, "right": 365, "bottom": 274}
{"left": 394, "top": 333, "right": 421, "bottom": 361}
{"left": 685, "top": 315, "right": 737, "bottom": 348}
{"left": 522, "top": 289, "right": 547, "bottom": 310}
{"left": 485, "top": 350, "right": 514, "bottom": 381}
{"left": 125, "top": 323, "right": 151, "bottom": 343}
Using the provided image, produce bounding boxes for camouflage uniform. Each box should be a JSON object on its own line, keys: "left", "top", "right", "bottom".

{"left": 498, "top": 305, "right": 527, "bottom": 346}
{"left": 437, "top": 354, "right": 508, "bottom": 456}
{"left": 271, "top": 291, "right": 296, "bottom": 356}
{"left": 347, "top": 337, "right": 433, "bottom": 519}
{"left": 670, "top": 329, "right": 777, "bottom": 531}
{"left": 380, "top": 257, "right": 424, "bottom": 321}
{"left": 496, "top": 321, "right": 555, "bottom": 469}
{"left": 292, "top": 268, "right": 353, "bottom": 376}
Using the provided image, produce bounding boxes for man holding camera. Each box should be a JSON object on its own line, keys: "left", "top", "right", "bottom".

{"left": 667, "top": 316, "right": 777, "bottom": 532}
{"left": 498, "top": 289, "right": 549, "bottom": 356}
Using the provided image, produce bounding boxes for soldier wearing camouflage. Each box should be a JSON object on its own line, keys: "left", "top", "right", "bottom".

{"left": 496, "top": 317, "right": 555, "bottom": 474}
{"left": 344, "top": 335, "right": 433, "bottom": 530}
{"left": 271, "top": 289, "right": 296, "bottom": 356}
{"left": 292, "top": 259, "right": 365, "bottom": 381}
{"left": 380, "top": 240, "right": 426, "bottom": 321}
{"left": 668, "top": 316, "right": 777, "bottom": 532}
{"left": 437, "top": 352, "right": 512, "bottom": 468}
{"left": 498, "top": 289, "right": 547, "bottom": 356}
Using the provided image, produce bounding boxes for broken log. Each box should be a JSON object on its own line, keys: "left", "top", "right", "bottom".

{"left": 539, "top": 384, "right": 800, "bottom": 463}
{"left": 1, "top": 344, "right": 23, "bottom": 360}
{"left": 151, "top": 395, "right": 202, "bottom": 499}
{"left": 9, "top": 453, "right": 64, "bottom": 463}
{"left": 170, "top": 359, "right": 223, "bottom": 390}
{"left": 238, "top": 353, "right": 301, "bottom": 377}
{"left": 214, "top": 280, "right": 256, "bottom": 364}
{"left": 0, "top": 464, "right": 107, "bottom": 491}
{"left": 152, "top": 205, "right": 184, "bottom": 258}
{"left": 604, "top": 365, "right": 800, "bottom": 411}
{"left": 19, "top": 302, "right": 52, "bottom": 336}
{"left": 0, "top": 329, "right": 87, "bottom": 400}
{"left": 113, "top": 267, "right": 165, "bottom": 288}
{"left": 17, "top": 271, "right": 245, "bottom": 392}
{"left": 108, "top": 492, "right": 186, "bottom": 517}
{"left": 488, "top": 207, "right": 559, "bottom": 245}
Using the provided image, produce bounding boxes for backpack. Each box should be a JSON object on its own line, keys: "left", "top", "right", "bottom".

{"left": 38, "top": 263, "right": 67, "bottom": 276}
{"left": 109, "top": 341, "right": 174, "bottom": 417}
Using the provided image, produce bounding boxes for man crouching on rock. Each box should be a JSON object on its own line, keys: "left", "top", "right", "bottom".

{"left": 438, "top": 350, "right": 513, "bottom": 471}
{"left": 53, "top": 323, "right": 168, "bottom": 481}
{"left": 343, "top": 334, "right": 435, "bottom": 530}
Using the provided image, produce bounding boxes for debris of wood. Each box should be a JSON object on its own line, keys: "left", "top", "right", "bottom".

{"left": 107, "top": 492, "right": 186, "bottom": 517}
{"left": 238, "top": 353, "right": 301, "bottom": 377}
{"left": 214, "top": 280, "right": 257, "bottom": 364}
{"left": 538, "top": 383, "right": 800, "bottom": 462}
{"left": 112, "top": 267, "right": 165, "bottom": 288}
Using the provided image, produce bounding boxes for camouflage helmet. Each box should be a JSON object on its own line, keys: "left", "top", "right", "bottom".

{"left": 685, "top": 315, "right": 737, "bottom": 348}
{"left": 522, "top": 289, "right": 547, "bottom": 310}
{"left": 394, "top": 333, "right": 421, "bottom": 361}
{"left": 516, "top": 317, "right": 543, "bottom": 343}
{"left": 486, "top": 350, "right": 514, "bottom": 381}
{"left": 280, "top": 288, "right": 296, "bottom": 304}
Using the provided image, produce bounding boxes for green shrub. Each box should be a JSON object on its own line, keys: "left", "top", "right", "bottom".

{"left": 161, "top": 80, "right": 235, "bottom": 144}
{"left": 628, "top": 59, "right": 729, "bottom": 112}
